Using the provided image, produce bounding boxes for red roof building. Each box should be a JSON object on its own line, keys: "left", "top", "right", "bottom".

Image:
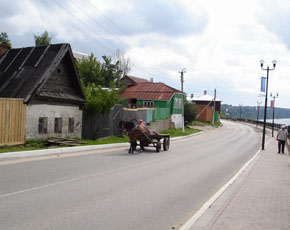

{"left": 121, "top": 82, "right": 180, "bottom": 101}
{"left": 121, "top": 75, "right": 149, "bottom": 87}
{"left": 120, "top": 76, "right": 183, "bottom": 129}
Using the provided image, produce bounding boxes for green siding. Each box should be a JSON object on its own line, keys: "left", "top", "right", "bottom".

{"left": 214, "top": 111, "right": 219, "bottom": 122}
{"left": 154, "top": 101, "right": 170, "bottom": 119}
{"left": 146, "top": 109, "right": 154, "bottom": 123}
{"left": 123, "top": 93, "right": 183, "bottom": 121}
{"left": 155, "top": 108, "right": 170, "bottom": 120}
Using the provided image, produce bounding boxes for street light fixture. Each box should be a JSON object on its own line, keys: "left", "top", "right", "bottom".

{"left": 270, "top": 93, "right": 279, "bottom": 137}
{"left": 260, "top": 60, "right": 277, "bottom": 150}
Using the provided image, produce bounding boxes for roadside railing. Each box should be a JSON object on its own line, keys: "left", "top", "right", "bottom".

{"left": 223, "top": 117, "right": 290, "bottom": 155}
{"left": 222, "top": 117, "right": 283, "bottom": 130}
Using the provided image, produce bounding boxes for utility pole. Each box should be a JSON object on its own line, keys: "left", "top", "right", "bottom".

{"left": 179, "top": 68, "right": 186, "bottom": 133}
{"left": 212, "top": 88, "right": 216, "bottom": 125}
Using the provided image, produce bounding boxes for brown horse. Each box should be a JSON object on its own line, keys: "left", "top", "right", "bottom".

{"left": 119, "top": 119, "right": 150, "bottom": 153}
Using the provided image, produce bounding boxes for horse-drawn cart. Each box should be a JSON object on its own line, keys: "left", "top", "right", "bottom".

{"left": 119, "top": 120, "right": 170, "bottom": 153}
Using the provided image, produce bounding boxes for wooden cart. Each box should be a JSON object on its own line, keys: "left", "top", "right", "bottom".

{"left": 119, "top": 120, "right": 170, "bottom": 153}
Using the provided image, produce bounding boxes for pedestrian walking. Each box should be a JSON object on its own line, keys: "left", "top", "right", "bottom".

{"left": 276, "top": 125, "right": 289, "bottom": 154}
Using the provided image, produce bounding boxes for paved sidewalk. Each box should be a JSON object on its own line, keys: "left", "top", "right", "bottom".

{"left": 191, "top": 137, "right": 290, "bottom": 230}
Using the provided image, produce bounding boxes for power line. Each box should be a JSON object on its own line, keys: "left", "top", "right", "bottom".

{"left": 40, "top": 0, "right": 115, "bottom": 54}
{"left": 83, "top": 0, "right": 178, "bottom": 71}
{"left": 50, "top": 0, "right": 118, "bottom": 52}
{"left": 69, "top": 0, "right": 170, "bottom": 78}
{"left": 40, "top": 0, "right": 174, "bottom": 81}
{"left": 69, "top": 0, "right": 131, "bottom": 51}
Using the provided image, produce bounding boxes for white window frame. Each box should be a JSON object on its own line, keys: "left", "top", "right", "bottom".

{"left": 143, "top": 100, "right": 154, "bottom": 107}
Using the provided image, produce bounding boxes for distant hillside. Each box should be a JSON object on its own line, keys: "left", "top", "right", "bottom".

{"left": 221, "top": 104, "right": 290, "bottom": 120}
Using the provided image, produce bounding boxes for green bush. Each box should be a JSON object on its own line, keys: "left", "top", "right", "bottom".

{"left": 184, "top": 102, "right": 198, "bottom": 125}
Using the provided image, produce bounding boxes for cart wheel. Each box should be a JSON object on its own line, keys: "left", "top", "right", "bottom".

{"left": 156, "top": 141, "right": 161, "bottom": 152}
{"left": 163, "top": 137, "right": 170, "bottom": 151}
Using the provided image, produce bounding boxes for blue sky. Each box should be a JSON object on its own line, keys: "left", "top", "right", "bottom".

{"left": 1, "top": 0, "right": 290, "bottom": 108}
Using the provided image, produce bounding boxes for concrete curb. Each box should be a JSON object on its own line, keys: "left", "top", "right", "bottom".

{"left": 0, "top": 131, "right": 203, "bottom": 161}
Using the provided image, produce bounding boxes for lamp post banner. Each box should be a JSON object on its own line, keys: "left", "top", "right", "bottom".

{"left": 261, "top": 77, "right": 266, "bottom": 92}
{"left": 270, "top": 100, "right": 274, "bottom": 108}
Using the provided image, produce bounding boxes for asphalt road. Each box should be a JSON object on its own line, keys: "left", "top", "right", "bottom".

{"left": 0, "top": 120, "right": 261, "bottom": 230}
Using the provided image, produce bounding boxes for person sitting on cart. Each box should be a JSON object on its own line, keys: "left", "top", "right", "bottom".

{"left": 138, "top": 119, "right": 158, "bottom": 137}
{"left": 138, "top": 119, "right": 147, "bottom": 132}
{"left": 139, "top": 119, "right": 146, "bottom": 127}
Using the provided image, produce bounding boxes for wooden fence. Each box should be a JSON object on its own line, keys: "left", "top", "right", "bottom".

{"left": 82, "top": 104, "right": 123, "bottom": 139}
{"left": 0, "top": 98, "right": 26, "bottom": 146}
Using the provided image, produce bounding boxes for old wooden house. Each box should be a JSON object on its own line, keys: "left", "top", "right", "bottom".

{"left": 0, "top": 43, "right": 86, "bottom": 140}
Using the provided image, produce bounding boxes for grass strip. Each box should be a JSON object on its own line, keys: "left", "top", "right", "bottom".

{"left": 0, "top": 127, "right": 201, "bottom": 154}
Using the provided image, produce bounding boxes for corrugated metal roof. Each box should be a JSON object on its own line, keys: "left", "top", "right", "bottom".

{"left": 0, "top": 43, "right": 86, "bottom": 104}
{"left": 121, "top": 82, "right": 181, "bottom": 101}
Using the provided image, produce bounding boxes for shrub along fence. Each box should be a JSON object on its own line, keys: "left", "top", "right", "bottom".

{"left": 0, "top": 98, "right": 26, "bottom": 146}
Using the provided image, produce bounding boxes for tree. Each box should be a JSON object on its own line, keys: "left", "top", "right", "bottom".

{"left": 0, "top": 32, "right": 12, "bottom": 48}
{"left": 83, "top": 84, "right": 120, "bottom": 116}
{"left": 184, "top": 101, "right": 198, "bottom": 125}
{"left": 101, "top": 55, "right": 123, "bottom": 88}
{"left": 114, "top": 49, "right": 132, "bottom": 77}
{"left": 77, "top": 53, "right": 123, "bottom": 116}
{"left": 34, "top": 30, "right": 52, "bottom": 46}
{"left": 76, "top": 54, "right": 103, "bottom": 87}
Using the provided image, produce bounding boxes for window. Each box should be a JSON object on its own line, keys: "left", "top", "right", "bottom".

{"left": 38, "top": 117, "right": 48, "bottom": 134}
{"left": 174, "top": 98, "right": 182, "bottom": 109}
{"left": 143, "top": 100, "right": 154, "bottom": 107}
{"left": 68, "top": 118, "right": 74, "bottom": 133}
{"left": 54, "top": 118, "right": 62, "bottom": 133}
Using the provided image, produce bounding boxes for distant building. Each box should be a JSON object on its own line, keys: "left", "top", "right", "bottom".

{"left": 121, "top": 75, "right": 150, "bottom": 88}
{"left": 188, "top": 90, "right": 222, "bottom": 122}
{"left": 72, "top": 51, "right": 89, "bottom": 62}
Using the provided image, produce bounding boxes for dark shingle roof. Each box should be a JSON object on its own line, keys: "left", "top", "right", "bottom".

{"left": 121, "top": 82, "right": 181, "bottom": 101}
{"left": 0, "top": 43, "right": 86, "bottom": 104}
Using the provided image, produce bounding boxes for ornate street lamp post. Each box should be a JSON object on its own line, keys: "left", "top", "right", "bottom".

{"left": 260, "top": 60, "right": 277, "bottom": 150}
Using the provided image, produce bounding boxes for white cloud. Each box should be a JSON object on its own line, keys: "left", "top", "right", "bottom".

{"left": 1, "top": 0, "right": 290, "bottom": 108}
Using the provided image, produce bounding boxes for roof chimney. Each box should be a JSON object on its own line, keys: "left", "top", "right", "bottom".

{"left": 191, "top": 94, "right": 194, "bottom": 98}
{"left": 0, "top": 43, "right": 10, "bottom": 57}
{"left": 150, "top": 77, "right": 154, "bottom": 82}
{"left": 204, "top": 90, "right": 207, "bottom": 95}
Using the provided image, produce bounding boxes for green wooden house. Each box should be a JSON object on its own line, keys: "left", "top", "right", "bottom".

{"left": 120, "top": 76, "right": 183, "bottom": 129}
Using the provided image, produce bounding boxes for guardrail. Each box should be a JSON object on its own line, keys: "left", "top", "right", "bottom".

{"left": 222, "top": 117, "right": 284, "bottom": 130}
{"left": 223, "top": 117, "right": 290, "bottom": 155}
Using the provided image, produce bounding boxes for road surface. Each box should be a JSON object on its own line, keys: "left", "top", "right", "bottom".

{"left": 0, "top": 120, "right": 261, "bottom": 230}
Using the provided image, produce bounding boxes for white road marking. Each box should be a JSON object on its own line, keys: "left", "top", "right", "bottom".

{"left": 179, "top": 141, "right": 267, "bottom": 230}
